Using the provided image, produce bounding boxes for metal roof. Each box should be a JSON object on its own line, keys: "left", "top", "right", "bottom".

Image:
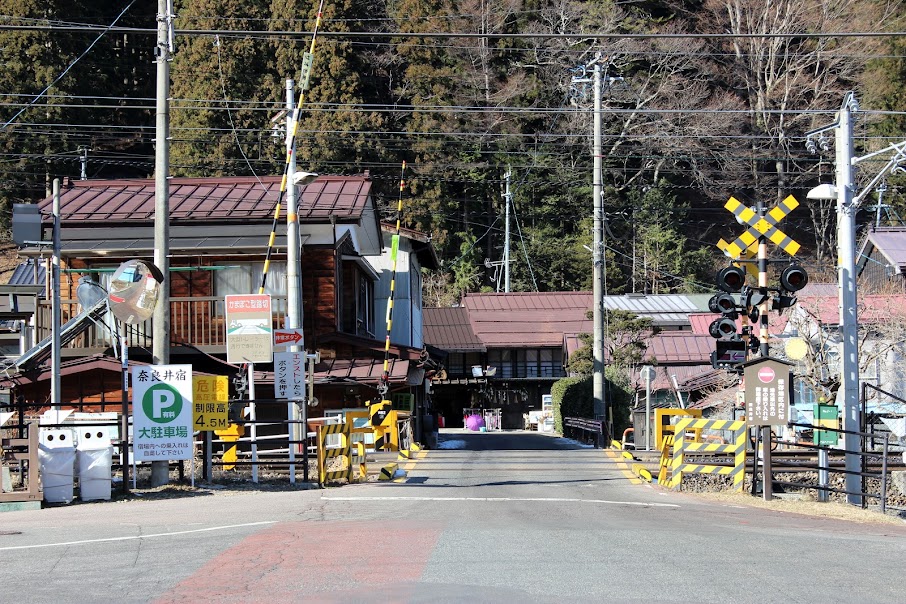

{"left": 36, "top": 175, "right": 373, "bottom": 224}
{"left": 423, "top": 307, "right": 486, "bottom": 352}
{"left": 463, "top": 292, "right": 593, "bottom": 348}
{"left": 6, "top": 259, "right": 46, "bottom": 286}
{"left": 859, "top": 227, "right": 906, "bottom": 271}
{"left": 602, "top": 293, "right": 707, "bottom": 325}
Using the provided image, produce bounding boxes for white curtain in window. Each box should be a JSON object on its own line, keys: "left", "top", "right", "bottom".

{"left": 215, "top": 262, "right": 287, "bottom": 297}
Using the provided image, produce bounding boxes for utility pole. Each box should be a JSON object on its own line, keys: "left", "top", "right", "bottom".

{"left": 285, "top": 78, "right": 304, "bottom": 483}
{"left": 571, "top": 58, "right": 607, "bottom": 433}
{"left": 591, "top": 63, "right": 606, "bottom": 433}
{"left": 503, "top": 167, "right": 511, "bottom": 293}
{"left": 834, "top": 95, "right": 861, "bottom": 505}
{"left": 150, "top": 0, "right": 174, "bottom": 487}
{"left": 806, "top": 92, "right": 906, "bottom": 505}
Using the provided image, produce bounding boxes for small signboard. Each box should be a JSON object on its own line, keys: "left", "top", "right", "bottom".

{"left": 225, "top": 294, "right": 274, "bottom": 363}
{"left": 274, "top": 328, "right": 304, "bottom": 346}
{"left": 814, "top": 403, "right": 840, "bottom": 446}
{"left": 744, "top": 358, "right": 792, "bottom": 426}
{"left": 274, "top": 350, "right": 306, "bottom": 401}
{"left": 192, "top": 375, "right": 230, "bottom": 431}
{"left": 133, "top": 365, "right": 194, "bottom": 461}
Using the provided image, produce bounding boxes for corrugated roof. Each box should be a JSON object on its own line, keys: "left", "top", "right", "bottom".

{"left": 860, "top": 227, "right": 906, "bottom": 270}
{"left": 36, "top": 175, "right": 373, "bottom": 224}
{"left": 642, "top": 332, "right": 713, "bottom": 364}
{"left": 423, "top": 307, "right": 486, "bottom": 352}
{"left": 7, "top": 259, "right": 45, "bottom": 286}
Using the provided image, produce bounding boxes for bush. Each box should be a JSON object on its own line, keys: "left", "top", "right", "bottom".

{"left": 551, "top": 376, "right": 592, "bottom": 434}
{"left": 552, "top": 369, "right": 633, "bottom": 440}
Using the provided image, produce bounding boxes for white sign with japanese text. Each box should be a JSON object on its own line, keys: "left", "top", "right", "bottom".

{"left": 274, "top": 351, "right": 306, "bottom": 401}
{"left": 133, "top": 364, "right": 194, "bottom": 461}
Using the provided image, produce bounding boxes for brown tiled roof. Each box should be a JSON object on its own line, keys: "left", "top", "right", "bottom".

{"left": 37, "top": 175, "right": 372, "bottom": 224}
{"left": 462, "top": 292, "right": 593, "bottom": 347}
{"left": 423, "top": 307, "right": 486, "bottom": 352}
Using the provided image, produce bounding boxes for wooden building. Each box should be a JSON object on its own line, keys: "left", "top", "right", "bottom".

{"left": 3, "top": 175, "right": 439, "bottom": 422}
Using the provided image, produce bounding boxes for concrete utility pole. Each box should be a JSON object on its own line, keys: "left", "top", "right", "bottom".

{"left": 591, "top": 63, "right": 606, "bottom": 431}
{"left": 835, "top": 96, "right": 860, "bottom": 505}
{"left": 807, "top": 92, "right": 906, "bottom": 505}
{"left": 150, "top": 0, "right": 174, "bottom": 487}
{"left": 503, "top": 167, "right": 511, "bottom": 293}
{"left": 285, "top": 78, "right": 303, "bottom": 483}
{"left": 51, "top": 179, "right": 61, "bottom": 411}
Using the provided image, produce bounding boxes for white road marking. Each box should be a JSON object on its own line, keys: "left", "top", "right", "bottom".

{"left": 0, "top": 521, "right": 276, "bottom": 552}
{"left": 322, "top": 496, "right": 679, "bottom": 508}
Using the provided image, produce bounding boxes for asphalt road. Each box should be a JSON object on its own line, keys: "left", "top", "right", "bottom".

{"left": 1, "top": 429, "right": 905, "bottom": 603}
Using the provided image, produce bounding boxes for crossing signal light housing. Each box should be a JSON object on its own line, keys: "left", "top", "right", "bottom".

{"left": 709, "top": 318, "right": 738, "bottom": 339}
{"left": 780, "top": 264, "right": 809, "bottom": 292}
{"left": 716, "top": 266, "right": 746, "bottom": 293}
{"left": 708, "top": 293, "right": 738, "bottom": 317}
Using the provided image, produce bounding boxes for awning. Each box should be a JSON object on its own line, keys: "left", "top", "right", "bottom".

{"left": 313, "top": 357, "right": 421, "bottom": 386}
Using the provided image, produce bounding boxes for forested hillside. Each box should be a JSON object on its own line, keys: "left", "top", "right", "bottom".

{"left": 1, "top": 1, "right": 904, "bottom": 303}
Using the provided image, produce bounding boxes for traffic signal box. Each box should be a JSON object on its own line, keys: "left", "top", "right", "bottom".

{"left": 708, "top": 263, "right": 808, "bottom": 370}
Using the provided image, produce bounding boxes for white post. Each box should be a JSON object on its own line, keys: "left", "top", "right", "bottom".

{"left": 248, "top": 362, "right": 258, "bottom": 483}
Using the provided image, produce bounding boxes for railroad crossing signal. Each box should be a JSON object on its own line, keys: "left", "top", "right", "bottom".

{"left": 717, "top": 195, "right": 801, "bottom": 259}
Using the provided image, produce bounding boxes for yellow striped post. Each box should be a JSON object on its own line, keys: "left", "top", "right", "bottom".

{"left": 668, "top": 418, "right": 747, "bottom": 491}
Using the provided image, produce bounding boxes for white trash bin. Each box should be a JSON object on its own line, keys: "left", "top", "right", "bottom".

{"left": 77, "top": 428, "right": 114, "bottom": 501}
{"left": 38, "top": 429, "right": 77, "bottom": 504}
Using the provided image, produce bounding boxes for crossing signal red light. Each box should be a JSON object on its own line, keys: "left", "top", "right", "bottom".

{"left": 716, "top": 266, "right": 746, "bottom": 293}
{"left": 708, "top": 293, "right": 738, "bottom": 316}
{"left": 780, "top": 265, "right": 808, "bottom": 292}
{"left": 709, "top": 318, "right": 738, "bottom": 339}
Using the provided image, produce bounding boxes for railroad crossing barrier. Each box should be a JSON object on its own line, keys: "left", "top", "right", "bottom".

{"left": 316, "top": 421, "right": 367, "bottom": 486}
{"left": 667, "top": 418, "right": 747, "bottom": 492}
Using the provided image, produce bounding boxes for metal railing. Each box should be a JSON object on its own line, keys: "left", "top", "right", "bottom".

{"left": 563, "top": 417, "right": 606, "bottom": 448}
{"left": 768, "top": 422, "right": 894, "bottom": 513}
{"left": 34, "top": 295, "right": 290, "bottom": 349}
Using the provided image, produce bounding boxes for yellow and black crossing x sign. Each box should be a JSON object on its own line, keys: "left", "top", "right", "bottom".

{"left": 717, "top": 195, "right": 801, "bottom": 259}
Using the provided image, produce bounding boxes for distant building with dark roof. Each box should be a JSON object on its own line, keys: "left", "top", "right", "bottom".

{"left": 858, "top": 227, "right": 906, "bottom": 291}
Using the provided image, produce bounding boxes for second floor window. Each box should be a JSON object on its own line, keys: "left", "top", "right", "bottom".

{"left": 341, "top": 262, "right": 375, "bottom": 337}
{"left": 215, "top": 262, "right": 287, "bottom": 298}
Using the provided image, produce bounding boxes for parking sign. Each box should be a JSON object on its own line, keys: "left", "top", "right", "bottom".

{"left": 133, "top": 364, "right": 194, "bottom": 461}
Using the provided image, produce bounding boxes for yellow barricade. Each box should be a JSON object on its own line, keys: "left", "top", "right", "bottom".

{"left": 667, "top": 418, "right": 747, "bottom": 492}
{"left": 316, "top": 420, "right": 367, "bottom": 486}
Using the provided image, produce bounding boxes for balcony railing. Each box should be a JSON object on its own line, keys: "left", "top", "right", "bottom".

{"left": 35, "top": 296, "right": 289, "bottom": 352}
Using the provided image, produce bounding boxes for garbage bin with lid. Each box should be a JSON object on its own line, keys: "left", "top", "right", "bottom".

{"left": 76, "top": 428, "right": 114, "bottom": 501}
{"left": 38, "top": 429, "right": 77, "bottom": 504}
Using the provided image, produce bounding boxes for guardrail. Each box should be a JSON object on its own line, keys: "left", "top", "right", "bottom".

{"left": 769, "top": 422, "right": 894, "bottom": 512}
{"left": 563, "top": 417, "right": 605, "bottom": 448}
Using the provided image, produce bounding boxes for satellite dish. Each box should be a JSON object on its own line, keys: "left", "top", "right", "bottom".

{"left": 107, "top": 260, "right": 164, "bottom": 324}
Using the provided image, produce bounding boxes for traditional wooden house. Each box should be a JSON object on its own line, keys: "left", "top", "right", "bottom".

{"left": 424, "top": 292, "right": 718, "bottom": 430}
{"left": 2, "top": 175, "right": 438, "bottom": 425}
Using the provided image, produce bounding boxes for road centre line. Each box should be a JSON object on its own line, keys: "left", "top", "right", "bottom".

{"left": 0, "top": 521, "right": 276, "bottom": 552}
{"left": 322, "top": 496, "right": 678, "bottom": 507}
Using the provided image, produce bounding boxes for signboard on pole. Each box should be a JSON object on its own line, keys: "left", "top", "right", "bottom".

{"left": 744, "top": 358, "right": 792, "bottom": 426}
{"left": 274, "top": 350, "right": 306, "bottom": 401}
{"left": 225, "top": 294, "right": 273, "bottom": 363}
{"left": 192, "top": 375, "right": 229, "bottom": 431}
{"left": 133, "top": 364, "right": 194, "bottom": 461}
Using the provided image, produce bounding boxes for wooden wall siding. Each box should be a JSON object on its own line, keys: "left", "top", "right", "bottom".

{"left": 303, "top": 248, "right": 339, "bottom": 343}
{"left": 37, "top": 249, "right": 351, "bottom": 350}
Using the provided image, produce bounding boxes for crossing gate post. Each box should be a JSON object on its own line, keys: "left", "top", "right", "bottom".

{"left": 668, "top": 418, "right": 747, "bottom": 492}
